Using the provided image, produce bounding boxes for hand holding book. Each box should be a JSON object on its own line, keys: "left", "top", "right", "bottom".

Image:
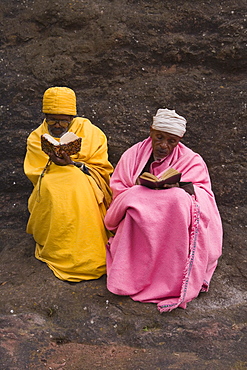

{"left": 137, "top": 168, "right": 195, "bottom": 195}
{"left": 41, "top": 132, "right": 82, "bottom": 166}
{"left": 137, "top": 168, "right": 181, "bottom": 189}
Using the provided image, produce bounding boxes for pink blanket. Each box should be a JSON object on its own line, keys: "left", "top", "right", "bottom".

{"left": 105, "top": 138, "right": 222, "bottom": 312}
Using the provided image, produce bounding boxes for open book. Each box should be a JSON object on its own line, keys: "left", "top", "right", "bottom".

{"left": 41, "top": 132, "right": 82, "bottom": 158}
{"left": 138, "top": 168, "right": 182, "bottom": 189}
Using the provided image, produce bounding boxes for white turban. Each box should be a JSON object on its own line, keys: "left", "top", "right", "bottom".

{"left": 152, "top": 108, "right": 186, "bottom": 137}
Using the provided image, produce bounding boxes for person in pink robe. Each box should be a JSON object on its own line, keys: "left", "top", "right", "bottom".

{"left": 104, "top": 108, "right": 222, "bottom": 312}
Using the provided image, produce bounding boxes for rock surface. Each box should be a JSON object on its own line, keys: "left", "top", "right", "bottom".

{"left": 0, "top": 0, "right": 246, "bottom": 368}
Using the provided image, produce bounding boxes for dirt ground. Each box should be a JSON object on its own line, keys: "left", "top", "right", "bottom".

{"left": 0, "top": 226, "right": 246, "bottom": 369}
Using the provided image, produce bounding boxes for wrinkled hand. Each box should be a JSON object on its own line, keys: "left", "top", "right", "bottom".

{"left": 48, "top": 150, "right": 73, "bottom": 166}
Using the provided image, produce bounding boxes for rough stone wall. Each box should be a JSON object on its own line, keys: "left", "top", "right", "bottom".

{"left": 0, "top": 0, "right": 246, "bottom": 272}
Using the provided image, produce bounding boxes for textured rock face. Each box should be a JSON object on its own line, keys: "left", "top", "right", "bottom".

{"left": 0, "top": 0, "right": 246, "bottom": 368}
{"left": 1, "top": 0, "right": 246, "bottom": 266}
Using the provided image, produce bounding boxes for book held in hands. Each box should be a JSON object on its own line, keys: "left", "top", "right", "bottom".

{"left": 138, "top": 168, "right": 182, "bottom": 189}
{"left": 41, "top": 132, "right": 82, "bottom": 158}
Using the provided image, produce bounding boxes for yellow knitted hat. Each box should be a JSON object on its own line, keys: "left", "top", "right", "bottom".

{"left": 42, "top": 87, "right": 77, "bottom": 115}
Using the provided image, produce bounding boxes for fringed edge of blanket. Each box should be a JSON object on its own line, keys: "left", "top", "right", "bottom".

{"left": 157, "top": 195, "right": 201, "bottom": 313}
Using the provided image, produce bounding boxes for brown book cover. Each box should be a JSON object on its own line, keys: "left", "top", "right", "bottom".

{"left": 138, "top": 168, "right": 182, "bottom": 189}
{"left": 41, "top": 132, "right": 82, "bottom": 158}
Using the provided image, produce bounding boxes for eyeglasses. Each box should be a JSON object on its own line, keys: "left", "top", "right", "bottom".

{"left": 46, "top": 119, "right": 71, "bottom": 128}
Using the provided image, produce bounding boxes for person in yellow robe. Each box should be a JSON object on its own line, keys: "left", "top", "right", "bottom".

{"left": 24, "top": 87, "right": 113, "bottom": 282}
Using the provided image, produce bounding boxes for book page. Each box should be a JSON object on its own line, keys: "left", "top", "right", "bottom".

{"left": 60, "top": 132, "right": 79, "bottom": 144}
{"left": 160, "top": 168, "right": 180, "bottom": 180}
{"left": 139, "top": 172, "right": 159, "bottom": 181}
{"left": 42, "top": 134, "right": 59, "bottom": 146}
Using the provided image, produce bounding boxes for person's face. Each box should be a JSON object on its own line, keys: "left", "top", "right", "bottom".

{"left": 150, "top": 128, "right": 181, "bottom": 160}
{"left": 45, "top": 114, "right": 73, "bottom": 137}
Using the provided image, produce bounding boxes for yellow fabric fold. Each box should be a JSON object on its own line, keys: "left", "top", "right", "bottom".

{"left": 24, "top": 117, "right": 113, "bottom": 281}
{"left": 42, "top": 87, "right": 77, "bottom": 115}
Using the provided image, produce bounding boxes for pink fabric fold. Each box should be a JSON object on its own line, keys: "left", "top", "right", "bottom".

{"left": 105, "top": 138, "right": 222, "bottom": 312}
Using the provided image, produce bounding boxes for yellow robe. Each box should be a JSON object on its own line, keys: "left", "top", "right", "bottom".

{"left": 24, "top": 117, "right": 113, "bottom": 281}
